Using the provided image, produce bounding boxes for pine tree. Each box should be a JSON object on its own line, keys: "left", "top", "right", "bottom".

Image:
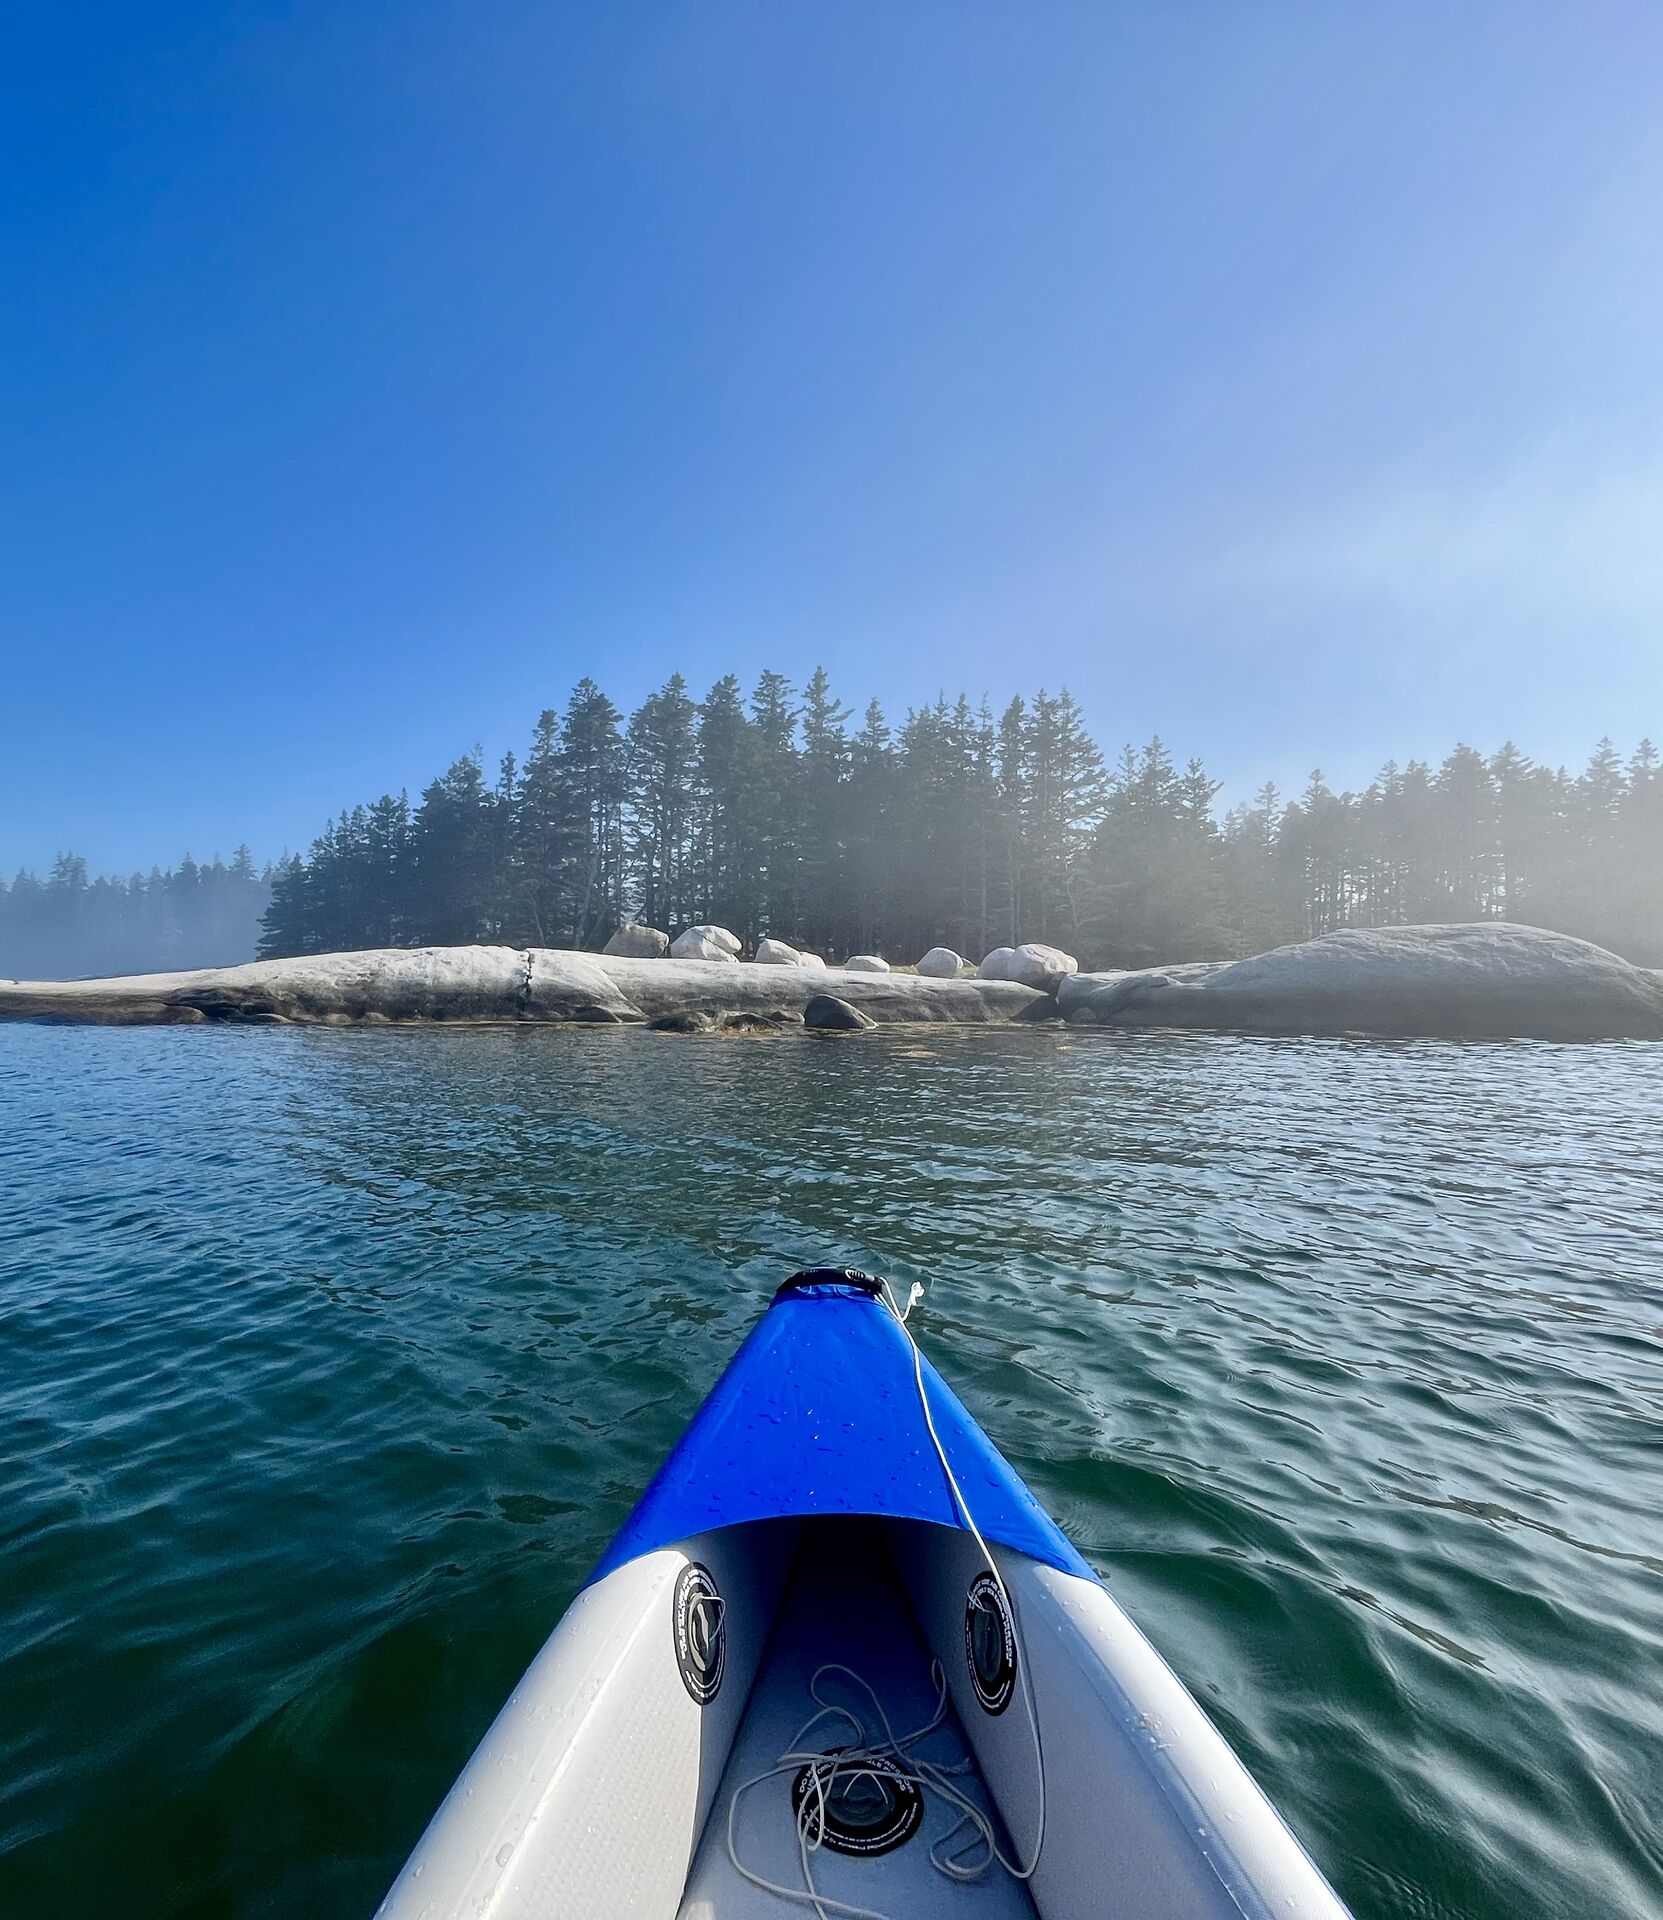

{"left": 514, "top": 710, "right": 574, "bottom": 944}
{"left": 558, "top": 680, "right": 627, "bottom": 947}
{"left": 844, "top": 700, "right": 896, "bottom": 956}
{"left": 747, "top": 670, "right": 801, "bottom": 943}
{"left": 258, "top": 855, "right": 313, "bottom": 958}
{"left": 1616, "top": 740, "right": 1663, "bottom": 960}
{"left": 625, "top": 674, "right": 699, "bottom": 933}
{"left": 411, "top": 754, "right": 502, "bottom": 944}
{"left": 692, "top": 675, "right": 752, "bottom": 935}
{"left": 1022, "top": 690, "right": 1106, "bottom": 944}
{"left": 994, "top": 697, "right": 1028, "bottom": 947}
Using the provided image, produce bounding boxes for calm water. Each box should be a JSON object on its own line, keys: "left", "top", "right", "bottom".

{"left": 1, "top": 1022, "right": 1660, "bottom": 1919}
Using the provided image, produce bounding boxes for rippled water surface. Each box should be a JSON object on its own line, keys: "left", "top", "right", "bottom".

{"left": 1, "top": 1022, "right": 1660, "bottom": 1919}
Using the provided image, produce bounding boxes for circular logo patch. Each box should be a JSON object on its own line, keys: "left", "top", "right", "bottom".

{"left": 672, "top": 1562, "right": 725, "bottom": 1705}
{"left": 791, "top": 1749, "right": 924, "bottom": 1857}
{"left": 965, "top": 1571, "right": 1016, "bottom": 1715}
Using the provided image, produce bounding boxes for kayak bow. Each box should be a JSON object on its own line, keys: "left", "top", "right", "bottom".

{"left": 377, "top": 1269, "right": 1351, "bottom": 1920}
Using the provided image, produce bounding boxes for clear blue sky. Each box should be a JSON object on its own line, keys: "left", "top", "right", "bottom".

{"left": 5, "top": 3, "right": 1661, "bottom": 874}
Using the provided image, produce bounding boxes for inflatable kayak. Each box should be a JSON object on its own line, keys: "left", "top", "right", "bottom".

{"left": 377, "top": 1268, "right": 1351, "bottom": 1919}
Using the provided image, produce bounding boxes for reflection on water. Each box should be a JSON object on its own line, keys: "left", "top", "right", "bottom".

{"left": 1, "top": 1022, "right": 1660, "bottom": 1918}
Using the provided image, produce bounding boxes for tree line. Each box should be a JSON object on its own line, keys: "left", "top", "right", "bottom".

{"left": 7, "top": 675, "right": 1658, "bottom": 980}
{"left": 254, "top": 671, "right": 1662, "bottom": 969}
{"left": 0, "top": 850, "right": 273, "bottom": 980}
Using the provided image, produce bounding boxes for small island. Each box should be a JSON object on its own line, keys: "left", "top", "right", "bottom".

{"left": 5, "top": 922, "right": 1660, "bottom": 1041}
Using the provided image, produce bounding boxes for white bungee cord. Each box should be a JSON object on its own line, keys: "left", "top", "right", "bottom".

{"left": 723, "top": 1277, "right": 1048, "bottom": 1919}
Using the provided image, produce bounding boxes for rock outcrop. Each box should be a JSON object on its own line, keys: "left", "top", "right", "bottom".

{"left": 0, "top": 946, "right": 1046, "bottom": 1030}
{"left": 917, "top": 947, "right": 966, "bottom": 978}
{"left": 8, "top": 924, "right": 1655, "bottom": 1040}
{"left": 1058, "top": 924, "right": 1663, "bottom": 1041}
{"left": 670, "top": 925, "right": 741, "bottom": 962}
{"left": 843, "top": 955, "right": 890, "bottom": 973}
{"left": 603, "top": 923, "right": 670, "bottom": 959}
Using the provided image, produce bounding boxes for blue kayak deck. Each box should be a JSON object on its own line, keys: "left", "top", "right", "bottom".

{"left": 591, "top": 1279, "right": 1092, "bottom": 1587}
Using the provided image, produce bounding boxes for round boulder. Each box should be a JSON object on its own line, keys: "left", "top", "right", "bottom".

{"left": 754, "top": 937, "right": 803, "bottom": 965}
{"left": 804, "top": 993, "right": 877, "bottom": 1031}
{"left": 648, "top": 1010, "right": 717, "bottom": 1032}
{"left": 917, "top": 946, "right": 966, "bottom": 978}
{"left": 842, "top": 954, "right": 891, "bottom": 973}
{"left": 670, "top": 925, "right": 742, "bottom": 962}
{"left": 978, "top": 947, "right": 1016, "bottom": 981}
{"left": 1007, "top": 943, "right": 1079, "bottom": 992}
{"left": 603, "top": 923, "right": 670, "bottom": 959}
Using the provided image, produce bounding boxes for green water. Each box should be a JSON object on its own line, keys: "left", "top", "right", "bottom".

{"left": 1, "top": 1023, "right": 1659, "bottom": 1919}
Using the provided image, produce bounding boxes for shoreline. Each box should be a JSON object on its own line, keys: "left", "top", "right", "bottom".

{"left": 0, "top": 947, "right": 1050, "bottom": 1032}
{"left": 3, "top": 923, "right": 1661, "bottom": 1041}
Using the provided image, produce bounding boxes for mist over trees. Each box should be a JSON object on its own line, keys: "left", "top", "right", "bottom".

{"left": 7, "top": 674, "right": 1658, "bottom": 981}
{"left": 0, "top": 851, "right": 272, "bottom": 980}
{"left": 252, "top": 672, "right": 1661, "bottom": 970}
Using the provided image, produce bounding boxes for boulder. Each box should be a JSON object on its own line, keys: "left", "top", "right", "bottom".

{"left": 720, "top": 1009, "right": 801, "bottom": 1033}
{"left": 917, "top": 947, "right": 966, "bottom": 978}
{"left": 670, "top": 926, "right": 741, "bottom": 962}
{"left": 603, "top": 923, "right": 670, "bottom": 959}
{"left": 1006, "top": 943, "right": 1079, "bottom": 993}
{"left": 754, "top": 938, "right": 803, "bottom": 965}
{"left": 797, "top": 952, "right": 827, "bottom": 970}
{"left": 843, "top": 955, "right": 891, "bottom": 973}
{"left": 979, "top": 947, "right": 1016, "bottom": 981}
{"left": 1059, "top": 924, "right": 1663, "bottom": 1041}
{"left": 804, "top": 993, "right": 877, "bottom": 1031}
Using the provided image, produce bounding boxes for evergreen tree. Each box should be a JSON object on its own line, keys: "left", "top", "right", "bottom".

{"left": 746, "top": 671, "right": 801, "bottom": 942}
{"left": 513, "top": 709, "right": 574, "bottom": 944}
{"left": 692, "top": 675, "right": 752, "bottom": 935}
{"left": 412, "top": 754, "right": 503, "bottom": 944}
{"left": 557, "top": 680, "right": 627, "bottom": 947}
{"left": 625, "top": 674, "right": 699, "bottom": 934}
{"left": 1083, "top": 740, "right": 1226, "bottom": 965}
{"left": 798, "top": 667, "right": 851, "bottom": 955}
{"left": 993, "top": 696, "right": 1028, "bottom": 947}
{"left": 256, "top": 856, "right": 310, "bottom": 959}
{"left": 1021, "top": 690, "right": 1105, "bottom": 944}
{"left": 843, "top": 700, "right": 897, "bottom": 955}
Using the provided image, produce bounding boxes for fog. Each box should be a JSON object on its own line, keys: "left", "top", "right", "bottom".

{"left": 0, "top": 851, "right": 272, "bottom": 981}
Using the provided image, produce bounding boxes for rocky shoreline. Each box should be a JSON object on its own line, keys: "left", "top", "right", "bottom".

{"left": 2, "top": 923, "right": 1660, "bottom": 1040}
{"left": 0, "top": 946, "right": 1049, "bottom": 1031}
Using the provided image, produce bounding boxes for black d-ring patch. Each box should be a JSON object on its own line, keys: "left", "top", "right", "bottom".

{"left": 965, "top": 1571, "right": 1016, "bottom": 1715}
{"left": 673, "top": 1562, "right": 725, "bottom": 1705}
{"left": 791, "top": 1749, "right": 924, "bottom": 1856}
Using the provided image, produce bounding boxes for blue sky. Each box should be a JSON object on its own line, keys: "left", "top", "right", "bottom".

{"left": 4, "top": 3, "right": 1661, "bottom": 873}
